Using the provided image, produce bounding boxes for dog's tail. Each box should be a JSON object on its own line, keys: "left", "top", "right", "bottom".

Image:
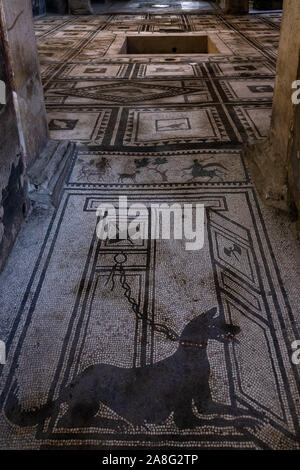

{"left": 5, "top": 381, "right": 56, "bottom": 427}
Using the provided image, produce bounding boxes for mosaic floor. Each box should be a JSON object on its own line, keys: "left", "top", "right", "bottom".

{"left": 0, "top": 11, "right": 300, "bottom": 450}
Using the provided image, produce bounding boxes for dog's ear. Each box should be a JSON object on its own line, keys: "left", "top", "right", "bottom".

{"left": 202, "top": 307, "right": 218, "bottom": 322}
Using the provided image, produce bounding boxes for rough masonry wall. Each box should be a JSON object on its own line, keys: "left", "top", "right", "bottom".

{"left": 288, "top": 61, "right": 300, "bottom": 223}
{"left": 246, "top": 0, "right": 300, "bottom": 229}
{"left": 0, "top": 33, "right": 27, "bottom": 273}
{"left": 271, "top": 0, "right": 300, "bottom": 219}
{"left": 0, "top": 0, "right": 48, "bottom": 168}
{"left": 0, "top": 0, "right": 51, "bottom": 272}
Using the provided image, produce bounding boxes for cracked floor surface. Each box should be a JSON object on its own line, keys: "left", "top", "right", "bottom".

{"left": 0, "top": 10, "right": 300, "bottom": 449}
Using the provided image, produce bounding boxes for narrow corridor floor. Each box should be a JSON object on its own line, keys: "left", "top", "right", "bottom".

{"left": 0, "top": 12, "right": 300, "bottom": 450}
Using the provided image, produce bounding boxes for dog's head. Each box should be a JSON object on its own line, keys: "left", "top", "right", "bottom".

{"left": 179, "top": 307, "right": 240, "bottom": 349}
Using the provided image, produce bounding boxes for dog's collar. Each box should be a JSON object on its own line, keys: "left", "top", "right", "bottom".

{"left": 179, "top": 340, "right": 208, "bottom": 349}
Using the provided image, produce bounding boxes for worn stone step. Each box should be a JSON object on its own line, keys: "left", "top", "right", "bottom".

{"left": 28, "top": 140, "right": 76, "bottom": 207}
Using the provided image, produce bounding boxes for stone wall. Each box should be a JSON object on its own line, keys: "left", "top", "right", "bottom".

{"left": 0, "top": 0, "right": 50, "bottom": 273}
{"left": 0, "top": 31, "right": 28, "bottom": 273}
{"left": 0, "top": 0, "right": 49, "bottom": 168}
{"left": 288, "top": 60, "right": 300, "bottom": 225}
{"left": 246, "top": 0, "right": 300, "bottom": 231}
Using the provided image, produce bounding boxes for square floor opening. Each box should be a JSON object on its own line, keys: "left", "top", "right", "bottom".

{"left": 120, "top": 35, "right": 220, "bottom": 54}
